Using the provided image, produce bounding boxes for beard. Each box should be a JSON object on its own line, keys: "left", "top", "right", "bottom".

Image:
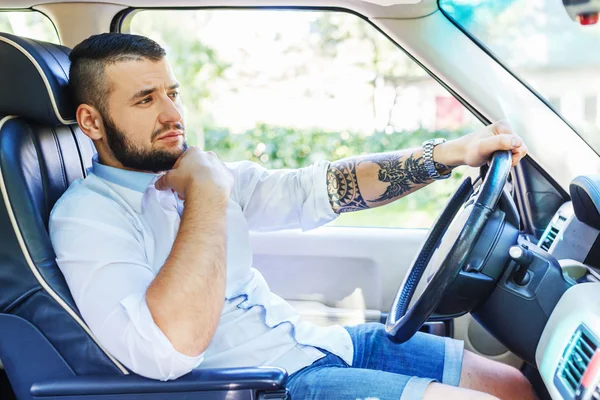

{"left": 103, "top": 113, "right": 188, "bottom": 173}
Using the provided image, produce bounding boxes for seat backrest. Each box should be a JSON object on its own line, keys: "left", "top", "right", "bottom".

{"left": 0, "top": 33, "right": 128, "bottom": 378}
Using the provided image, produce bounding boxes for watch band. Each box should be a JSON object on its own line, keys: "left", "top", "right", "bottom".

{"left": 422, "top": 138, "right": 451, "bottom": 180}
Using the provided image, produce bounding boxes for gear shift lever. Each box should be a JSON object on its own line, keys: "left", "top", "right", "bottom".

{"left": 510, "top": 245, "right": 534, "bottom": 285}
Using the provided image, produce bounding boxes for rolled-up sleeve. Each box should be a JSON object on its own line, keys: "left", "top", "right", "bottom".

{"left": 50, "top": 194, "right": 203, "bottom": 381}
{"left": 227, "top": 160, "right": 338, "bottom": 232}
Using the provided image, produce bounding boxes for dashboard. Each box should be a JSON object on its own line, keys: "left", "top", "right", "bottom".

{"left": 538, "top": 202, "right": 600, "bottom": 272}
{"left": 534, "top": 177, "right": 600, "bottom": 400}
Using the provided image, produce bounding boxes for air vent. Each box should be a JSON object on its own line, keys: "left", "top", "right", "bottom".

{"left": 539, "top": 214, "right": 567, "bottom": 251}
{"left": 555, "top": 325, "right": 599, "bottom": 398}
{"left": 540, "top": 225, "right": 560, "bottom": 251}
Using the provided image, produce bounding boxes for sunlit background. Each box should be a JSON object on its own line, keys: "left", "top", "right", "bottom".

{"left": 441, "top": 0, "right": 600, "bottom": 150}
{"left": 3, "top": 1, "right": 597, "bottom": 228}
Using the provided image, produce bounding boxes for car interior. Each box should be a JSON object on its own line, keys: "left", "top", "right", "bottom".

{"left": 1, "top": 0, "right": 600, "bottom": 399}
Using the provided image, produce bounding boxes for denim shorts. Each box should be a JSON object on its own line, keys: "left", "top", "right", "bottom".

{"left": 287, "top": 322, "right": 464, "bottom": 400}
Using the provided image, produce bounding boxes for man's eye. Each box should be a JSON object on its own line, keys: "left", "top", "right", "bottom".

{"left": 138, "top": 97, "right": 151, "bottom": 105}
{"left": 169, "top": 91, "right": 180, "bottom": 99}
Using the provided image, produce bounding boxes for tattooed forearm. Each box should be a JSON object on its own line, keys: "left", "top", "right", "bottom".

{"left": 327, "top": 160, "right": 369, "bottom": 213}
{"left": 327, "top": 150, "right": 455, "bottom": 213}
{"left": 372, "top": 153, "right": 429, "bottom": 202}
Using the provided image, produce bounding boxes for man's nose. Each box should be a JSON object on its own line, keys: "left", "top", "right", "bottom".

{"left": 157, "top": 95, "right": 183, "bottom": 125}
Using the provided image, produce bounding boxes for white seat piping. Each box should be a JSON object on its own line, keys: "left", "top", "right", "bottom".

{"left": 0, "top": 36, "right": 76, "bottom": 125}
{"left": 0, "top": 115, "right": 127, "bottom": 374}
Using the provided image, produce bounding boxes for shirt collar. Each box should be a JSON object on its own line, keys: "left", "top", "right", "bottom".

{"left": 91, "top": 155, "right": 161, "bottom": 213}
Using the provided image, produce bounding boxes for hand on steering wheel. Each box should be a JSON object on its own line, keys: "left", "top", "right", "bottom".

{"left": 385, "top": 150, "right": 513, "bottom": 343}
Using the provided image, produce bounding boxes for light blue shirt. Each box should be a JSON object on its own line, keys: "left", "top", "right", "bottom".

{"left": 49, "top": 156, "right": 353, "bottom": 380}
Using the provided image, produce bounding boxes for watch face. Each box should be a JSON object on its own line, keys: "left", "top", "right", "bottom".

{"left": 423, "top": 138, "right": 446, "bottom": 147}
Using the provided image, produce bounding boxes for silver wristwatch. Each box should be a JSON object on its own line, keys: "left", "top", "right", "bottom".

{"left": 422, "top": 138, "right": 451, "bottom": 180}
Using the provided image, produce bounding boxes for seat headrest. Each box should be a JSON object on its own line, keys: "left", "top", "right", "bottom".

{"left": 0, "top": 32, "right": 75, "bottom": 126}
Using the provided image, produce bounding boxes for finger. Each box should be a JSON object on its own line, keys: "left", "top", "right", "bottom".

{"left": 511, "top": 142, "right": 528, "bottom": 157}
{"left": 168, "top": 147, "right": 190, "bottom": 170}
{"left": 511, "top": 143, "right": 528, "bottom": 167}
{"left": 172, "top": 157, "right": 182, "bottom": 170}
{"left": 512, "top": 153, "right": 523, "bottom": 167}
{"left": 492, "top": 120, "right": 513, "bottom": 136}
{"left": 478, "top": 134, "right": 523, "bottom": 157}
{"left": 154, "top": 174, "right": 169, "bottom": 191}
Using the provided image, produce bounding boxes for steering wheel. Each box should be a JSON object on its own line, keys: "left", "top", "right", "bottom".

{"left": 385, "top": 150, "right": 513, "bottom": 343}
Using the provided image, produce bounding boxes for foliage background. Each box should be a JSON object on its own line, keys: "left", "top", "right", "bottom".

{"left": 128, "top": 9, "right": 481, "bottom": 228}
{"left": 203, "top": 124, "right": 472, "bottom": 227}
{"left": 0, "top": 9, "right": 480, "bottom": 228}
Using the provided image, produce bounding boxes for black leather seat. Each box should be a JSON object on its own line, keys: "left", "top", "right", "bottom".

{"left": 0, "top": 32, "right": 287, "bottom": 400}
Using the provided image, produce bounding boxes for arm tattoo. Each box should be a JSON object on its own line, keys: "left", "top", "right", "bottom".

{"left": 371, "top": 153, "right": 429, "bottom": 202}
{"left": 327, "top": 151, "right": 454, "bottom": 213}
{"left": 327, "top": 160, "right": 369, "bottom": 213}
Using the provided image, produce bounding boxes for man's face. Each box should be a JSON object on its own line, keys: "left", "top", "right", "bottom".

{"left": 101, "top": 57, "right": 187, "bottom": 173}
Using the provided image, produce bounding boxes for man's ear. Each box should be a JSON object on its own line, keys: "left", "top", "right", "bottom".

{"left": 76, "top": 104, "right": 104, "bottom": 141}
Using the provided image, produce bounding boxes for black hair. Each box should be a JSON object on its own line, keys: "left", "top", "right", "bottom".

{"left": 68, "top": 33, "right": 166, "bottom": 113}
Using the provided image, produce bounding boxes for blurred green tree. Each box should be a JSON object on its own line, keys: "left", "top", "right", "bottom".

{"left": 309, "top": 13, "right": 428, "bottom": 130}
{"left": 205, "top": 123, "right": 472, "bottom": 228}
{"left": 128, "top": 9, "right": 480, "bottom": 228}
{"left": 130, "top": 11, "right": 230, "bottom": 145}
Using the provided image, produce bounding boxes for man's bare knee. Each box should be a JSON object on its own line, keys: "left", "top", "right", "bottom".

{"left": 424, "top": 382, "right": 500, "bottom": 400}
{"left": 460, "top": 350, "right": 536, "bottom": 400}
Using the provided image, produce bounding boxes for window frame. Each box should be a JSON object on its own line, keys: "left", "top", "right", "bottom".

{"left": 113, "top": 5, "right": 489, "bottom": 230}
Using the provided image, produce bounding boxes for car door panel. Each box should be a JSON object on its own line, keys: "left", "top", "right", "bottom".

{"left": 250, "top": 227, "right": 427, "bottom": 311}
{"left": 250, "top": 226, "right": 523, "bottom": 368}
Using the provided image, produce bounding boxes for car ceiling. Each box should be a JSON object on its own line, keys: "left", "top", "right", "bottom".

{"left": 0, "top": 0, "right": 438, "bottom": 19}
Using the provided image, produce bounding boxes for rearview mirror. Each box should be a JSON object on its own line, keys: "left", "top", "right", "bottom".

{"left": 563, "top": 0, "right": 600, "bottom": 25}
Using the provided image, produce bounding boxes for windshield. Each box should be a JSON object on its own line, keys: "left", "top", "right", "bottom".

{"left": 439, "top": 0, "right": 600, "bottom": 152}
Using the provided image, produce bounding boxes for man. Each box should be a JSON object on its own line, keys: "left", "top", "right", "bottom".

{"left": 50, "top": 33, "right": 532, "bottom": 400}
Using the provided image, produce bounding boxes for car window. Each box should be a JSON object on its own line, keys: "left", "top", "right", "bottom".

{"left": 126, "top": 9, "right": 483, "bottom": 228}
{"left": 439, "top": 0, "right": 600, "bottom": 153}
{"left": 0, "top": 11, "right": 59, "bottom": 44}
